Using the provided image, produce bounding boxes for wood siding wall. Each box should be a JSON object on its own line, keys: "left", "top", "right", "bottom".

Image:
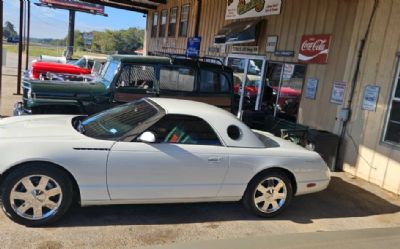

{"left": 342, "top": 0, "right": 400, "bottom": 195}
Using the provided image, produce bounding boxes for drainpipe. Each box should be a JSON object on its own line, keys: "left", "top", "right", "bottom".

{"left": 336, "top": 0, "right": 379, "bottom": 170}
{"left": 194, "top": 0, "right": 202, "bottom": 37}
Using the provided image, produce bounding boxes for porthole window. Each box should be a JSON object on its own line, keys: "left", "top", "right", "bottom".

{"left": 228, "top": 125, "right": 242, "bottom": 140}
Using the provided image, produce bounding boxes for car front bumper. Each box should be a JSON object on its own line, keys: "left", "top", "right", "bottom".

{"left": 13, "top": 102, "right": 30, "bottom": 116}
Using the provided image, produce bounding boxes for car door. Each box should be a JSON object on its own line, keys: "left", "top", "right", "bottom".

{"left": 113, "top": 64, "right": 158, "bottom": 103}
{"left": 107, "top": 114, "right": 229, "bottom": 200}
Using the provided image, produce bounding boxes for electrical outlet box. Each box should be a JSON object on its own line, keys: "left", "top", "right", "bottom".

{"left": 339, "top": 108, "right": 350, "bottom": 122}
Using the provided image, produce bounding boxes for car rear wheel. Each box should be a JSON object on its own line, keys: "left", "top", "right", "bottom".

{"left": 0, "top": 164, "right": 74, "bottom": 226}
{"left": 243, "top": 171, "right": 293, "bottom": 217}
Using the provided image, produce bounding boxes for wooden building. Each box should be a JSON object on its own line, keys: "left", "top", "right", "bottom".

{"left": 144, "top": 0, "right": 400, "bottom": 195}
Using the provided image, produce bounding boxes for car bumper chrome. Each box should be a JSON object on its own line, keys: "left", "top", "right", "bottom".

{"left": 13, "top": 102, "right": 29, "bottom": 116}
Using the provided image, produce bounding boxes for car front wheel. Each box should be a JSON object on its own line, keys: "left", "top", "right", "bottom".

{"left": 0, "top": 164, "right": 74, "bottom": 226}
{"left": 243, "top": 171, "right": 293, "bottom": 217}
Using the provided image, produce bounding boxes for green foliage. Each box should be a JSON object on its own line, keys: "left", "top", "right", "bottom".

{"left": 3, "top": 21, "right": 18, "bottom": 39}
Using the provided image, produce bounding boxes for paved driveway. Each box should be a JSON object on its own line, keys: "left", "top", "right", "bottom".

{"left": 0, "top": 173, "right": 399, "bottom": 249}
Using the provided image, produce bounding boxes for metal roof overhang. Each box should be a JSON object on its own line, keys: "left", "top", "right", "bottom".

{"left": 80, "top": 0, "right": 166, "bottom": 14}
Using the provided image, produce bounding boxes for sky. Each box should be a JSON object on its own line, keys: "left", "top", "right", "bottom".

{"left": 4, "top": 0, "right": 147, "bottom": 39}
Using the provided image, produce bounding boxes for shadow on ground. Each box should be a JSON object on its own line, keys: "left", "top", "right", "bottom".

{"left": 53, "top": 177, "right": 400, "bottom": 227}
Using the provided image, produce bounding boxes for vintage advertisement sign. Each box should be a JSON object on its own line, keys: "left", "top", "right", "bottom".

{"left": 186, "top": 37, "right": 202, "bottom": 58}
{"left": 305, "top": 78, "right": 319, "bottom": 99}
{"left": 299, "top": 34, "right": 331, "bottom": 64}
{"left": 39, "top": 0, "right": 105, "bottom": 15}
{"left": 232, "top": 46, "right": 259, "bottom": 54}
{"left": 330, "top": 81, "right": 346, "bottom": 104}
{"left": 362, "top": 85, "right": 380, "bottom": 111}
{"left": 226, "top": 0, "right": 282, "bottom": 20}
{"left": 266, "top": 36, "right": 278, "bottom": 53}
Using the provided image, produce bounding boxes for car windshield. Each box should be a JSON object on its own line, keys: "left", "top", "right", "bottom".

{"left": 100, "top": 59, "right": 120, "bottom": 84}
{"left": 73, "top": 57, "right": 87, "bottom": 68}
{"left": 81, "top": 99, "right": 159, "bottom": 140}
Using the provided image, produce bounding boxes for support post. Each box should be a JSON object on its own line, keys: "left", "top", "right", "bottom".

{"left": 25, "top": 0, "right": 31, "bottom": 70}
{"left": 67, "top": 10, "right": 76, "bottom": 59}
{"left": 0, "top": 0, "right": 3, "bottom": 107}
{"left": 16, "top": 0, "right": 24, "bottom": 95}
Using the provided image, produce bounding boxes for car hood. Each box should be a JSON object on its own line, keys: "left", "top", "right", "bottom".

{"left": 0, "top": 115, "right": 82, "bottom": 139}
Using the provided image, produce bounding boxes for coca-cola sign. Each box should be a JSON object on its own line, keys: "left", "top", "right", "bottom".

{"left": 298, "top": 34, "right": 331, "bottom": 64}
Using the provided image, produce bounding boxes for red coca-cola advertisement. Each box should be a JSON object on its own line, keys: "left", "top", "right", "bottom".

{"left": 298, "top": 34, "right": 331, "bottom": 64}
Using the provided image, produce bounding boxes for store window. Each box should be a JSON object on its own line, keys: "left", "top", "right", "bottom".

{"left": 151, "top": 12, "right": 158, "bottom": 38}
{"left": 160, "top": 67, "right": 195, "bottom": 92}
{"left": 168, "top": 7, "right": 178, "bottom": 37}
{"left": 179, "top": 4, "right": 190, "bottom": 37}
{"left": 384, "top": 62, "right": 400, "bottom": 145}
{"left": 116, "top": 65, "right": 156, "bottom": 90}
{"left": 264, "top": 63, "right": 307, "bottom": 122}
{"left": 159, "top": 10, "right": 168, "bottom": 37}
{"left": 200, "top": 70, "right": 230, "bottom": 93}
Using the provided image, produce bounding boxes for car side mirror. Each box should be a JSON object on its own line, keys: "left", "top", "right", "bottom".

{"left": 138, "top": 131, "right": 156, "bottom": 143}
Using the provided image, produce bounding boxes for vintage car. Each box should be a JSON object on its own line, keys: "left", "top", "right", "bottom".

{"left": 29, "top": 55, "right": 108, "bottom": 80}
{"left": 15, "top": 55, "right": 234, "bottom": 115}
{"left": 0, "top": 98, "right": 330, "bottom": 226}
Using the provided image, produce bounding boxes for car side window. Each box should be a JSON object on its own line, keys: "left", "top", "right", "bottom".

{"left": 116, "top": 64, "right": 156, "bottom": 90}
{"left": 159, "top": 67, "right": 195, "bottom": 92}
{"left": 146, "top": 114, "right": 222, "bottom": 146}
{"left": 200, "top": 70, "right": 230, "bottom": 93}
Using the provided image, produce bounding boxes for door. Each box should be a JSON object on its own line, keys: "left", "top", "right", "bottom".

{"left": 264, "top": 62, "right": 307, "bottom": 121}
{"left": 226, "top": 54, "right": 266, "bottom": 117}
{"left": 107, "top": 114, "right": 229, "bottom": 200}
{"left": 113, "top": 64, "right": 158, "bottom": 103}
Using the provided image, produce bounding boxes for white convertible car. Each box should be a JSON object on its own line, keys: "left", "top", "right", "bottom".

{"left": 0, "top": 98, "right": 330, "bottom": 226}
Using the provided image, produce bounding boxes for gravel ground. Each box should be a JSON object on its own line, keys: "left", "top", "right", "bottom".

{"left": 0, "top": 173, "right": 399, "bottom": 249}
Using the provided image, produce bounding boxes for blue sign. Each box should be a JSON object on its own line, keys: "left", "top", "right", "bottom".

{"left": 186, "top": 37, "right": 202, "bottom": 58}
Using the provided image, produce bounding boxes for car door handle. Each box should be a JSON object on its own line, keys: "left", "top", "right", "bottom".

{"left": 208, "top": 157, "right": 223, "bottom": 163}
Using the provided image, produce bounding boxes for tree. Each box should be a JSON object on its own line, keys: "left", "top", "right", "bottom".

{"left": 4, "top": 21, "right": 18, "bottom": 39}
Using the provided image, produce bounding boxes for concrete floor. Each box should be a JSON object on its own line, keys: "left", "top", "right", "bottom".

{"left": 0, "top": 173, "right": 399, "bottom": 249}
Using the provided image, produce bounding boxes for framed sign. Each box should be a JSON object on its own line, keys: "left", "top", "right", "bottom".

{"left": 362, "top": 85, "right": 380, "bottom": 111}
{"left": 186, "top": 37, "right": 202, "bottom": 58}
{"left": 299, "top": 34, "right": 331, "bottom": 64}
{"left": 226, "top": 0, "right": 282, "bottom": 20}
{"left": 266, "top": 36, "right": 278, "bottom": 53}
{"left": 232, "top": 46, "right": 259, "bottom": 54}
{"left": 274, "top": 50, "right": 294, "bottom": 57}
{"left": 330, "top": 81, "right": 346, "bottom": 104}
{"left": 305, "top": 78, "right": 319, "bottom": 99}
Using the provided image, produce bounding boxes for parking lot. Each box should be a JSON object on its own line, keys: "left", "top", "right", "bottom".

{"left": 0, "top": 171, "right": 399, "bottom": 249}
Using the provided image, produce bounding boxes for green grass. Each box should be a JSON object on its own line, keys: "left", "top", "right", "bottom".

{"left": 3, "top": 44, "right": 106, "bottom": 58}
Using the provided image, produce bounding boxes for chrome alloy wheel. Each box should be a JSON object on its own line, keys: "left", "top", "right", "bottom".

{"left": 9, "top": 175, "right": 63, "bottom": 220}
{"left": 254, "top": 177, "right": 287, "bottom": 213}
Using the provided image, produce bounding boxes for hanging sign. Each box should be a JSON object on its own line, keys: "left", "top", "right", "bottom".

{"left": 330, "top": 81, "right": 346, "bottom": 104}
{"left": 226, "top": 0, "right": 282, "bottom": 20}
{"left": 39, "top": 0, "right": 106, "bottom": 15}
{"left": 186, "top": 37, "right": 202, "bottom": 58}
{"left": 362, "top": 85, "right": 380, "bottom": 111}
{"left": 299, "top": 34, "right": 331, "bottom": 64}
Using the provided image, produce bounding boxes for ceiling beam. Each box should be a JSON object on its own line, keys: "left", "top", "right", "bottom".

{"left": 80, "top": 0, "right": 149, "bottom": 14}
{"left": 109, "top": 0, "right": 157, "bottom": 10}
{"left": 149, "top": 0, "right": 167, "bottom": 4}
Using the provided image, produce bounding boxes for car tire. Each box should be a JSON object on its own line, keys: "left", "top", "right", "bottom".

{"left": 243, "top": 171, "right": 293, "bottom": 217}
{"left": 0, "top": 163, "right": 74, "bottom": 227}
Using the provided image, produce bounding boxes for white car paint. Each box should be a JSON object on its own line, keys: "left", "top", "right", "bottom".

{"left": 0, "top": 98, "right": 330, "bottom": 206}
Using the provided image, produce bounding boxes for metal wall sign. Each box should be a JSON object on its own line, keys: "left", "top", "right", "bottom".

{"left": 186, "top": 37, "right": 202, "bottom": 58}
{"left": 82, "top": 32, "right": 94, "bottom": 46}
{"left": 305, "top": 78, "right": 319, "bottom": 99}
{"left": 231, "top": 46, "right": 259, "bottom": 54}
{"left": 330, "top": 81, "right": 346, "bottom": 104}
{"left": 299, "top": 34, "right": 331, "bottom": 64}
{"left": 266, "top": 35, "right": 278, "bottom": 52}
{"left": 274, "top": 50, "right": 294, "bottom": 57}
{"left": 362, "top": 85, "right": 380, "bottom": 111}
{"left": 226, "top": 0, "right": 282, "bottom": 20}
